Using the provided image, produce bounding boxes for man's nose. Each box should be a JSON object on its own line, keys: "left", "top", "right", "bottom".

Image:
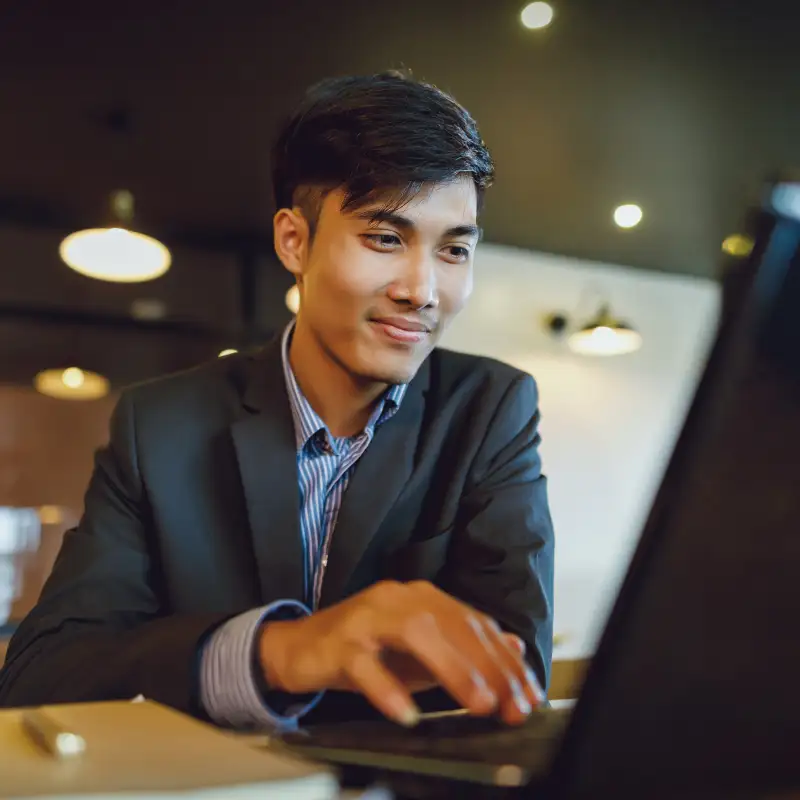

{"left": 389, "top": 255, "right": 439, "bottom": 309}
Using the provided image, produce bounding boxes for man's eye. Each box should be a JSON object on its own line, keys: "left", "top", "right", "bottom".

{"left": 364, "top": 234, "right": 401, "bottom": 250}
{"left": 443, "top": 245, "right": 471, "bottom": 262}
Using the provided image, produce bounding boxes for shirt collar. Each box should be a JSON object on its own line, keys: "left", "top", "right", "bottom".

{"left": 280, "top": 321, "right": 407, "bottom": 452}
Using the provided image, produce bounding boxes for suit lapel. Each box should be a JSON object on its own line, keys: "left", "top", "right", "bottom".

{"left": 229, "top": 340, "right": 307, "bottom": 605}
{"left": 319, "top": 361, "right": 430, "bottom": 608}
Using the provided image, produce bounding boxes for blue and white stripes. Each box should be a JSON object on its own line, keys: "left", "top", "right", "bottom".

{"left": 281, "top": 323, "right": 406, "bottom": 608}
{"left": 199, "top": 322, "right": 406, "bottom": 729}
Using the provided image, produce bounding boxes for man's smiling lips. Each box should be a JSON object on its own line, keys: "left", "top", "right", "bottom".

{"left": 370, "top": 315, "right": 433, "bottom": 344}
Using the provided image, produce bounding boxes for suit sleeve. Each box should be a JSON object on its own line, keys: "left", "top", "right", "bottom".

{"left": 0, "top": 391, "right": 230, "bottom": 714}
{"left": 199, "top": 601, "right": 323, "bottom": 729}
{"left": 441, "top": 373, "right": 555, "bottom": 691}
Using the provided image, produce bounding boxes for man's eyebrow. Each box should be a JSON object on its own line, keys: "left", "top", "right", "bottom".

{"left": 354, "top": 209, "right": 482, "bottom": 240}
{"left": 446, "top": 224, "right": 483, "bottom": 241}
{"left": 353, "top": 209, "right": 415, "bottom": 230}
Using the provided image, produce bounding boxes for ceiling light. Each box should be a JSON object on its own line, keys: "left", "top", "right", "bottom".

{"left": 568, "top": 306, "right": 642, "bottom": 356}
{"left": 59, "top": 190, "right": 171, "bottom": 283}
{"left": 34, "top": 368, "right": 110, "bottom": 400}
{"left": 521, "top": 1, "right": 554, "bottom": 29}
{"left": 613, "top": 204, "right": 643, "bottom": 229}
{"left": 285, "top": 284, "right": 300, "bottom": 314}
{"left": 721, "top": 234, "right": 754, "bottom": 258}
{"left": 218, "top": 349, "right": 238, "bottom": 358}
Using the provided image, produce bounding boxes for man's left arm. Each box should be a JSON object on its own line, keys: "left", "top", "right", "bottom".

{"left": 440, "top": 373, "right": 555, "bottom": 691}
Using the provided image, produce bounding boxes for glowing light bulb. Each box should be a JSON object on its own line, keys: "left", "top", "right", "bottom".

{"left": 61, "top": 368, "right": 85, "bottom": 389}
{"left": 521, "top": 2, "right": 554, "bottom": 29}
{"left": 59, "top": 227, "right": 171, "bottom": 283}
{"left": 35, "top": 368, "right": 109, "bottom": 400}
{"left": 613, "top": 204, "right": 643, "bottom": 229}
{"left": 721, "top": 234, "right": 754, "bottom": 258}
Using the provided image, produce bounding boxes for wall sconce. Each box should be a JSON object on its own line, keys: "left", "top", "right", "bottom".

{"left": 569, "top": 305, "right": 642, "bottom": 356}
{"left": 544, "top": 304, "right": 642, "bottom": 357}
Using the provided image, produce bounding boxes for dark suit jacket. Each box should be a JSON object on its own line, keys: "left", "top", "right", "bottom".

{"left": 0, "top": 338, "right": 554, "bottom": 721}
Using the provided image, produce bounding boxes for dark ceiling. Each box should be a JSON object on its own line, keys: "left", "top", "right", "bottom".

{"left": 0, "top": 0, "right": 798, "bottom": 388}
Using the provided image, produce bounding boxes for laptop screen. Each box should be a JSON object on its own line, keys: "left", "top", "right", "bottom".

{"left": 551, "top": 181, "right": 800, "bottom": 798}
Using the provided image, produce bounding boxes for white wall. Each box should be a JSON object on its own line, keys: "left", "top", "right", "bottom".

{"left": 439, "top": 244, "right": 721, "bottom": 659}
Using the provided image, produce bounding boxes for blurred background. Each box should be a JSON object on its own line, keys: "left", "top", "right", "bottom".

{"left": 0, "top": 0, "right": 797, "bottom": 663}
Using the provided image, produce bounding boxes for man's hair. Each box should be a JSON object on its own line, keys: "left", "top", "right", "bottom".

{"left": 271, "top": 70, "right": 494, "bottom": 232}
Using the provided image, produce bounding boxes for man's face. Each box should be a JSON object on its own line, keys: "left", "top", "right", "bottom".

{"left": 278, "top": 177, "right": 479, "bottom": 385}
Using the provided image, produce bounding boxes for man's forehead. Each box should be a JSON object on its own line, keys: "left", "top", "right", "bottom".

{"left": 343, "top": 180, "right": 478, "bottom": 227}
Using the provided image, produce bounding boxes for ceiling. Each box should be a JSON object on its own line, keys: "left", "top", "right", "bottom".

{"left": 0, "top": 0, "right": 798, "bottom": 388}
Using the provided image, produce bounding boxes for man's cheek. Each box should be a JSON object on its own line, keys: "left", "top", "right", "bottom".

{"left": 446, "top": 280, "right": 473, "bottom": 316}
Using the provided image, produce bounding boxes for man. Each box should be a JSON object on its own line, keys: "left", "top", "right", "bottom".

{"left": 0, "top": 72, "right": 554, "bottom": 730}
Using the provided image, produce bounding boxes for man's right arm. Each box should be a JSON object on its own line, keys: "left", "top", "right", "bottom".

{"left": 199, "top": 602, "right": 323, "bottom": 728}
{"left": 0, "top": 391, "right": 231, "bottom": 715}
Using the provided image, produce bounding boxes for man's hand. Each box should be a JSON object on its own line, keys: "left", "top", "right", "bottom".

{"left": 258, "top": 580, "right": 543, "bottom": 726}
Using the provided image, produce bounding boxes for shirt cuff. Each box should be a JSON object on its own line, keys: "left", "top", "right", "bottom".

{"left": 199, "top": 600, "right": 324, "bottom": 730}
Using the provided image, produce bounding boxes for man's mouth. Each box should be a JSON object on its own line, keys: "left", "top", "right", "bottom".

{"left": 370, "top": 316, "right": 433, "bottom": 344}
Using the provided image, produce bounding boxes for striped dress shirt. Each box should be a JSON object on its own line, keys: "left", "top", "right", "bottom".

{"left": 200, "top": 322, "right": 407, "bottom": 729}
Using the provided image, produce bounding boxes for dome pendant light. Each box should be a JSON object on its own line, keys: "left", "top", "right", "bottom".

{"left": 34, "top": 367, "right": 110, "bottom": 400}
{"left": 568, "top": 304, "right": 642, "bottom": 356}
{"left": 59, "top": 190, "right": 171, "bottom": 283}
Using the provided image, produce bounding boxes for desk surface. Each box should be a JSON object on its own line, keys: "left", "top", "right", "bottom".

{"left": 0, "top": 700, "right": 337, "bottom": 798}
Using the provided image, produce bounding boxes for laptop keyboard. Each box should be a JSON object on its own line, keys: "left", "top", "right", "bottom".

{"left": 284, "top": 708, "right": 571, "bottom": 768}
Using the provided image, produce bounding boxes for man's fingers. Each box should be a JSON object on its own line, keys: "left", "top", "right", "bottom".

{"left": 342, "top": 646, "right": 421, "bottom": 726}
{"left": 461, "top": 617, "right": 532, "bottom": 724}
{"left": 419, "top": 586, "right": 536, "bottom": 721}
{"left": 488, "top": 624, "right": 544, "bottom": 709}
{"left": 384, "top": 614, "right": 498, "bottom": 716}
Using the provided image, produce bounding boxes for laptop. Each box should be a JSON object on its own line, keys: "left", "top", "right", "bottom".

{"left": 276, "top": 176, "right": 800, "bottom": 799}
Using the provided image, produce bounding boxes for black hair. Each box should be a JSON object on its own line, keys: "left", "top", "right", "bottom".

{"left": 271, "top": 70, "right": 494, "bottom": 229}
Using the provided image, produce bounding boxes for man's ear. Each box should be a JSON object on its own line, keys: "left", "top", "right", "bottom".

{"left": 273, "top": 207, "right": 310, "bottom": 279}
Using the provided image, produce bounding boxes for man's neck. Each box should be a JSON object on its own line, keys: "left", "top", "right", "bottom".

{"left": 288, "top": 320, "right": 387, "bottom": 438}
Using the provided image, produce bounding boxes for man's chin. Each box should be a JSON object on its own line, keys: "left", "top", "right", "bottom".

{"left": 350, "top": 330, "right": 435, "bottom": 386}
{"left": 363, "top": 365, "right": 419, "bottom": 386}
{"left": 357, "top": 350, "right": 427, "bottom": 386}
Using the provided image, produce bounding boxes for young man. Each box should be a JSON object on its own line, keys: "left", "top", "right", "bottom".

{"left": 0, "top": 72, "right": 554, "bottom": 730}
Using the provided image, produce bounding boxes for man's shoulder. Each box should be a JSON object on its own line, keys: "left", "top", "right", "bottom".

{"left": 119, "top": 348, "right": 257, "bottom": 420}
{"left": 421, "top": 349, "right": 540, "bottom": 453}
{"left": 426, "top": 347, "right": 536, "bottom": 399}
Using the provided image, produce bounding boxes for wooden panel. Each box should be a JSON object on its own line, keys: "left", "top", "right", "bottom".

{"left": 1, "top": 386, "right": 115, "bottom": 624}
{"left": 550, "top": 658, "right": 590, "bottom": 701}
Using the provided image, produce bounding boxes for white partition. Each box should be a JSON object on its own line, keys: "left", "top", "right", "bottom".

{"left": 440, "top": 244, "right": 721, "bottom": 658}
